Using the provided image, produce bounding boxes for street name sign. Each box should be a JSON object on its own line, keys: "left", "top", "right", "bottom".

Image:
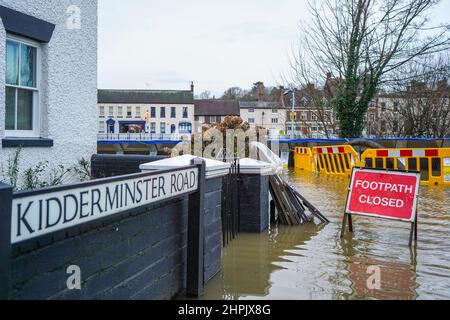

{"left": 11, "top": 167, "right": 198, "bottom": 244}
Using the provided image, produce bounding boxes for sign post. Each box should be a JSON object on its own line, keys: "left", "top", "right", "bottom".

{"left": 341, "top": 168, "right": 421, "bottom": 246}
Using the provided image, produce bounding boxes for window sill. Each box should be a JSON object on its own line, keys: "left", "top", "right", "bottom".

{"left": 2, "top": 138, "right": 54, "bottom": 148}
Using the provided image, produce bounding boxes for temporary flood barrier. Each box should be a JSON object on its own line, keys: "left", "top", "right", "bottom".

{"left": 312, "top": 145, "right": 363, "bottom": 177}
{"left": 294, "top": 147, "right": 315, "bottom": 171}
{"left": 293, "top": 144, "right": 450, "bottom": 187}
{"left": 361, "top": 148, "right": 450, "bottom": 186}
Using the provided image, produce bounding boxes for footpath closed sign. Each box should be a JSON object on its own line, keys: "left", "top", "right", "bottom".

{"left": 346, "top": 169, "right": 420, "bottom": 222}
{"left": 342, "top": 168, "right": 421, "bottom": 246}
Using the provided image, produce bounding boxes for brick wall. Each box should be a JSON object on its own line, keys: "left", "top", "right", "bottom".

{"left": 91, "top": 154, "right": 167, "bottom": 179}
{"left": 203, "top": 178, "right": 223, "bottom": 283}
{"left": 10, "top": 197, "right": 189, "bottom": 300}
{"left": 239, "top": 175, "right": 269, "bottom": 233}
{"left": 6, "top": 175, "right": 224, "bottom": 300}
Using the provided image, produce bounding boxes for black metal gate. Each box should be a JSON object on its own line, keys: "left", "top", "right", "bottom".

{"left": 221, "top": 158, "right": 241, "bottom": 247}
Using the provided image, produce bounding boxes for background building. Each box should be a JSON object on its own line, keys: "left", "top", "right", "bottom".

{"left": 194, "top": 99, "right": 240, "bottom": 132}
{"left": 282, "top": 75, "right": 340, "bottom": 139}
{"left": 239, "top": 101, "right": 287, "bottom": 136}
{"left": 97, "top": 86, "right": 194, "bottom": 137}
{"left": 369, "top": 79, "right": 450, "bottom": 138}
{"left": 0, "top": 1, "right": 98, "bottom": 181}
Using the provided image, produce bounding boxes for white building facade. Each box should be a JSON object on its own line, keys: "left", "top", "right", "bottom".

{"left": 97, "top": 88, "right": 195, "bottom": 138}
{"left": 0, "top": 1, "right": 98, "bottom": 185}
{"left": 239, "top": 101, "right": 287, "bottom": 137}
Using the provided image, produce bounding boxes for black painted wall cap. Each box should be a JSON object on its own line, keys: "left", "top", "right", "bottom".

{"left": 2, "top": 138, "right": 54, "bottom": 148}
{"left": 0, "top": 5, "right": 55, "bottom": 43}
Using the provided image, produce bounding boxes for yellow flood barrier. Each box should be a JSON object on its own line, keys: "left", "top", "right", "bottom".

{"left": 361, "top": 148, "right": 450, "bottom": 186}
{"left": 312, "top": 145, "right": 363, "bottom": 177}
{"left": 294, "top": 147, "right": 315, "bottom": 171}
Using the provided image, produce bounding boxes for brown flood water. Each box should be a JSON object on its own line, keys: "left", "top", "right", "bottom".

{"left": 202, "top": 170, "right": 450, "bottom": 300}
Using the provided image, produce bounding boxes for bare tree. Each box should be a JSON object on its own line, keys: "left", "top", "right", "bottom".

{"left": 221, "top": 87, "right": 246, "bottom": 100}
{"left": 379, "top": 54, "right": 450, "bottom": 137}
{"left": 287, "top": 85, "right": 338, "bottom": 139}
{"left": 289, "top": 0, "right": 450, "bottom": 138}
{"left": 196, "top": 90, "right": 212, "bottom": 100}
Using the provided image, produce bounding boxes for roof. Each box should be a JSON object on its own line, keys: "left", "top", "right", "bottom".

{"left": 0, "top": 5, "right": 55, "bottom": 43}
{"left": 194, "top": 100, "right": 240, "bottom": 116}
{"left": 98, "top": 89, "right": 194, "bottom": 105}
{"left": 239, "top": 101, "right": 284, "bottom": 110}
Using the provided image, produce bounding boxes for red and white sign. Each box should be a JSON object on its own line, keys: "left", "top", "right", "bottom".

{"left": 346, "top": 169, "right": 420, "bottom": 222}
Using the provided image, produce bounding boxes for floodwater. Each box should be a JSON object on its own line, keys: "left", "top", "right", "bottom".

{"left": 202, "top": 170, "right": 450, "bottom": 300}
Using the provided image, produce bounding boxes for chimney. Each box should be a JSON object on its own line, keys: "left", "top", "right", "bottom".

{"left": 191, "top": 81, "right": 194, "bottom": 93}
{"left": 306, "top": 83, "right": 315, "bottom": 92}
{"left": 254, "top": 81, "right": 265, "bottom": 101}
{"left": 279, "top": 86, "right": 285, "bottom": 106}
{"left": 438, "top": 78, "right": 448, "bottom": 91}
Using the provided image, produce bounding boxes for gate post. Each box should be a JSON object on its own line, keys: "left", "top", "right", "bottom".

{"left": 0, "top": 183, "right": 13, "bottom": 299}
{"left": 186, "top": 158, "right": 206, "bottom": 297}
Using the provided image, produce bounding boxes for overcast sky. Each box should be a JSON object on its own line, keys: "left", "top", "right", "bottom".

{"left": 98, "top": 0, "right": 449, "bottom": 97}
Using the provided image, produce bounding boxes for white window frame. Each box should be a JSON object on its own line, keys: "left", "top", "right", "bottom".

{"left": 135, "top": 106, "right": 141, "bottom": 118}
{"left": 117, "top": 106, "right": 123, "bottom": 118}
{"left": 248, "top": 118, "right": 255, "bottom": 124}
{"left": 99, "top": 106, "right": 105, "bottom": 117}
{"left": 98, "top": 121, "right": 105, "bottom": 133}
{"left": 150, "top": 122, "right": 156, "bottom": 134}
{"left": 301, "top": 112, "right": 307, "bottom": 120}
{"left": 5, "top": 35, "right": 41, "bottom": 138}
{"left": 248, "top": 108, "right": 255, "bottom": 113}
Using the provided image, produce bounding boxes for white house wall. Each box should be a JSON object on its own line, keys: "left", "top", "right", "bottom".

{"left": 240, "top": 108, "right": 287, "bottom": 134}
{"left": 0, "top": 0, "right": 98, "bottom": 186}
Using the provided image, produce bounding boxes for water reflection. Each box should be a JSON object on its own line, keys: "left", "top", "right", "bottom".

{"left": 202, "top": 170, "right": 450, "bottom": 300}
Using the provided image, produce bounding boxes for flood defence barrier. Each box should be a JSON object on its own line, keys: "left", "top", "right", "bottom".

{"left": 293, "top": 145, "right": 450, "bottom": 187}
{"left": 361, "top": 148, "right": 450, "bottom": 186}
{"left": 312, "top": 146, "right": 363, "bottom": 177}
{"left": 294, "top": 147, "right": 315, "bottom": 171}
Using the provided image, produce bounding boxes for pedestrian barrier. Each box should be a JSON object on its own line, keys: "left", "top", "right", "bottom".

{"left": 294, "top": 147, "right": 315, "bottom": 171}
{"left": 312, "top": 145, "right": 363, "bottom": 177}
{"left": 361, "top": 148, "right": 450, "bottom": 186}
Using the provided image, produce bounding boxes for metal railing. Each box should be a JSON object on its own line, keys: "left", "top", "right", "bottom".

{"left": 221, "top": 158, "right": 241, "bottom": 247}
{"left": 98, "top": 133, "right": 192, "bottom": 141}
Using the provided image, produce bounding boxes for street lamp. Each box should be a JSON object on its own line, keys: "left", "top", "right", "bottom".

{"left": 284, "top": 89, "right": 296, "bottom": 139}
